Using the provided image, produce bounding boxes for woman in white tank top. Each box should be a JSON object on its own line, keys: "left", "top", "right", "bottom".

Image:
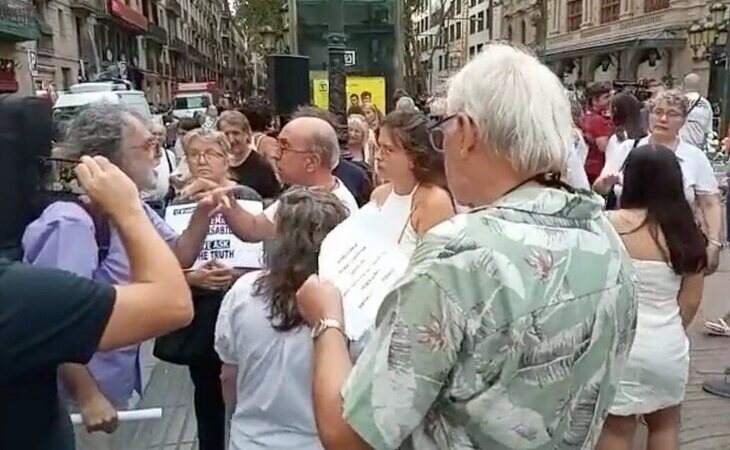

{"left": 365, "top": 110, "right": 455, "bottom": 259}
{"left": 596, "top": 145, "right": 706, "bottom": 450}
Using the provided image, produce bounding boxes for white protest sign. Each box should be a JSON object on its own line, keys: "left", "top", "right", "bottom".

{"left": 165, "top": 200, "right": 263, "bottom": 269}
{"left": 318, "top": 207, "right": 409, "bottom": 340}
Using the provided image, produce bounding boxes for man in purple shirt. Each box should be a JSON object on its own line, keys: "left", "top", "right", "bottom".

{"left": 22, "top": 103, "right": 214, "bottom": 449}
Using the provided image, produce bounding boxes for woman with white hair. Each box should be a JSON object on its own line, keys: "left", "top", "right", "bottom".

{"left": 154, "top": 128, "right": 262, "bottom": 450}
{"left": 294, "top": 43, "right": 636, "bottom": 449}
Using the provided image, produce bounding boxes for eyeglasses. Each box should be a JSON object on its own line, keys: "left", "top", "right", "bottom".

{"left": 188, "top": 149, "right": 226, "bottom": 161}
{"left": 427, "top": 114, "right": 457, "bottom": 152}
{"left": 130, "top": 137, "right": 158, "bottom": 153}
{"left": 651, "top": 109, "right": 684, "bottom": 120}
{"left": 276, "top": 139, "right": 313, "bottom": 158}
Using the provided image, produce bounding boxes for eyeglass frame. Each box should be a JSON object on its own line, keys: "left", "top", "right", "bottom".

{"left": 427, "top": 113, "right": 458, "bottom": 152}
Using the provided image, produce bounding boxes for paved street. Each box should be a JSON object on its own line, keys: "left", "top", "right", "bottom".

{"left": 116, "top": 256, "right": 730, "bottom": 450}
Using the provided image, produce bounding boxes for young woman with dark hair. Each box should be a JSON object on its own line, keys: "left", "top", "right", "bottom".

{"left": 368, "top": 110, "right": 454, "bottom": 258}
{"left": 214, "top": 188, "right": 348, "bottom": 450}
{"left": 597, "top": 144, "right": 706, "bottom": 450}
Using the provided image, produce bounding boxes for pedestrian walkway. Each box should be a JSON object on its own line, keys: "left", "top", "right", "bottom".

{"left": 124, "top": 258, "right": 730, "bottom": 450}
{"left": 119, "top": 363, "right": 198, "bottom": 449}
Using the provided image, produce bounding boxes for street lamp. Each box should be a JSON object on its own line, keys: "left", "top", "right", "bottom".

{"left": 711, "top": 2, "right": 727, "bottom": 26}
{"left": 260, "top": 25, "right": 277, "bottom": 53}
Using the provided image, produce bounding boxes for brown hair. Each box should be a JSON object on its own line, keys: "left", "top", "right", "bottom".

{"left": 217, "top": 110, "right": 252, "bottom": 133}
{"left": 378, "top": 110, "right": 446, "bottom": 186}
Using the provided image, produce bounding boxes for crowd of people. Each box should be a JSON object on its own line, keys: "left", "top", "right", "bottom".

{"left": 0, "top": 41, "right": 725, "bottom": 450}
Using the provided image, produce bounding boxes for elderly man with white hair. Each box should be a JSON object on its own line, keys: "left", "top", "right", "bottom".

{"left": 294, "top": 43, "right": 636, "bottom": 449}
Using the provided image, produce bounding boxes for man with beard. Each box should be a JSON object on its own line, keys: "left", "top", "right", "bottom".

{"left": 22, "top": 103, "right": 216, "bottom": 450}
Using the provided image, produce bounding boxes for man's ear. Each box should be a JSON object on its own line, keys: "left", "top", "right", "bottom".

{"left": 457, "top": 113, "right": 479, "bottom": 159}
{"left": 306, "top": 153, "right": 323, "bottom": 173}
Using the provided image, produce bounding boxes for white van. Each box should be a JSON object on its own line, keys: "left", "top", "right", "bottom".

{"left": 53, "top": 82, "right": 151, "bottom": 138}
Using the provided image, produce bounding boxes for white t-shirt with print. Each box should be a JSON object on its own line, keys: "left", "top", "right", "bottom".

{"left": 605, "top": 136, "right": 719, "bottom": 204}
{"left": 263, "top": 177, "right": 359, "bottom": 223}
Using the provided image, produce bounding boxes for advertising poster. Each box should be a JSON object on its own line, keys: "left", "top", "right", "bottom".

{"left": 310, "top": 72, "right": 387, "bottom": 114}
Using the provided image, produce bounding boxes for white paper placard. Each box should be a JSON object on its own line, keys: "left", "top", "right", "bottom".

{"left": 318, "top": 208, "right": 409, "bottom": 340}
{"left": 70, "top": 408, "right": 162, "bottom": 425}
{"left": 165, "top": 200, "right": 264, "bottom": 269}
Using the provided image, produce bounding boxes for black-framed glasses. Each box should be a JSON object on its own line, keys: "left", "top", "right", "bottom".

{"left": 427, "top": 114, "right": 457, "bottom": 152}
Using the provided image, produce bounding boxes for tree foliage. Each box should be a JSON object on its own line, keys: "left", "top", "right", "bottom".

{"left": 403, "top": 0, "right": 455, "bottom": 96}
{"left": 233, "top": 0, "right": 285, "bottom": 54}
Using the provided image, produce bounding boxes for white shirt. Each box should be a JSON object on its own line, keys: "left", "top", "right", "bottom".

{"left": 679, "top": 94, "right": 714, "bottom": 150}
{"left": 215, "top": 271, "right": 323, "bottom": 450}
{"left": 263, "top": 177, "right": 358, "bottom": 223}
{"left": 603, "top": 136, "right": 719, "bottom": 204}
{"left": 565, "top": 136, "right": 590, "bottom": 190}
{"left": 142, "top": 148, "right": 176, "bottom": 201}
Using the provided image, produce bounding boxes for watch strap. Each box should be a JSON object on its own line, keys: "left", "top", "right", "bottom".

{"left": 311, "top": 318, "right": 346, "bottom": 339}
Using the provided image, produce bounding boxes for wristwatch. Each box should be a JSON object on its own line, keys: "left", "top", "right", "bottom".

{"left": 311, "top": 318, "right": 346, "bottom": 339}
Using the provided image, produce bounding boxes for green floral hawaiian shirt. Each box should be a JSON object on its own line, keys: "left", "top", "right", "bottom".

{"left": 342, "top": 186, "right": 637, "bottom": 450}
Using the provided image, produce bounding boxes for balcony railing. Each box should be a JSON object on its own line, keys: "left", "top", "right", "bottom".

{"left": 69, "top": 0, "right": 100, "bottom": 13}
{"left": 0, "top": 0, "right": 40, "bottom": 42}
{"left": 166, "top": 0, "right": 182, "bottom": 16}
{"left": 148, "top": 23, "right": 167, "bottom": 43}
{"left": 169, "top": 36, "right": 187, "bottom": 55}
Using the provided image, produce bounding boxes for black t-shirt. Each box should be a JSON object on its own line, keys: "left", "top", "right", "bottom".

{"left": 0, "top": 260, "right": 116, "bottom": 450}
{"left": 230, "top": 151, "right": 281, "bottom": 199}
{"left": 334, "top": 158, "right": 372, "bottom": 207}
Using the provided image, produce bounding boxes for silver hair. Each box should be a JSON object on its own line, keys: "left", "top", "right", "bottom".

{"left": 446, "top": 43, "right": 572, "bottom": 174}
{"left": 310, "top": 123, "right": 341, "bottom": 170}
{"left": 65, "top": 102, "right": 140, "bottom": 165}
{"left": 395, "top": 96, "right": 417, "bottom": 112}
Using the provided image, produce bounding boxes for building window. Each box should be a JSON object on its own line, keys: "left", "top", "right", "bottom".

{"left": 456, "top": 21, "right": 462, "bottom": 39}
{"left": 477, "top": 43, "right": 483, "bottom": 52}
{"left": 645, "top": 0, "right": 669, "bottom": 12}
{"left": 456, "top": 0, "right": 462, "bottom": 15}
{"left": 470, "top": 0, "right": 476, "bottom": 7}
{"left": 477, "top": 11, "right": 485, "bottom": 31}
{"left": 438, "top": 55, "right": 443, "bottom": 71}
{"left": 469, "top": 46, "right": 475, "bottom": 58}
{"left": 449, "top": 23, "right": 455, "bottom": 41}
{"left": 57, "top": 8, "right": 65, "bottom": 37}
{"left": 600, "top": 0, "right": 620, "bottom": 23}
{"left": 567, "top": 0, "right": 582, "bottom": 31}
{"left": 507, "top": 24, "right": 513, "bottom": 40}
{"left": 470, "top": 15, "right": 476, "bottom": 34}
{"left": 520, "top": 19, "right": 526, "bottom": 43}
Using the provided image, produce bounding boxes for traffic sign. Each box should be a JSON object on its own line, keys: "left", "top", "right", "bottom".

{"left": 344, "top": 50, "right": 356, "bottom": 67}
{"left": 27, "top": 50, "right": 38, "bottom": 77}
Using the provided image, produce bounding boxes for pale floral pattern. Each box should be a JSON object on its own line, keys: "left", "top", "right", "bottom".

{"left": 342, "top": 186, "right": 637, "bottom": 450}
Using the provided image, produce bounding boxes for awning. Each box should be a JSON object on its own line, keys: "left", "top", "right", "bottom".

{"left": 545, "top": 29, "right": 685, "bottom": 62}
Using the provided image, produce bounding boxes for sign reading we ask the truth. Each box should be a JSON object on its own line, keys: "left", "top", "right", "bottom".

{"left": 165, "top": 200, "right": 263, "bottom": 269}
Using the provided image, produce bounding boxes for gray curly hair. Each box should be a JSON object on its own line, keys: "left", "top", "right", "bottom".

{"left": 65, "top": 102, "right": 141, "bottom": 164}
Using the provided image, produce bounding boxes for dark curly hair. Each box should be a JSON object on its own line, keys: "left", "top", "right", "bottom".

{"left": 378, "top": 110, "right": 446, "bottom": 187}
{"left": 238, "top": 96, "right": 274, "bottom": 132}
{"left": 254, "top": 187, "right": 349, "bottom": 331}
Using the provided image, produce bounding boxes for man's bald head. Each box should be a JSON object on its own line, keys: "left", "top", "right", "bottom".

{"left": 282, "top": 117, "right": 340, "bottom": 169}
{"left": 683, "top": 73, "right": 702, "bottom": 93}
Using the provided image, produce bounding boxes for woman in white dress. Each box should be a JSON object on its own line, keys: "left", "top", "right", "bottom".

{"left": 597, "top": 144, "right": 706, "bottom": 450}
{"left": 593, "top": 89, "right": 722, "bottom": 272}
{"left": 366, "top": 110, "right": 454, "bottom": 259}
